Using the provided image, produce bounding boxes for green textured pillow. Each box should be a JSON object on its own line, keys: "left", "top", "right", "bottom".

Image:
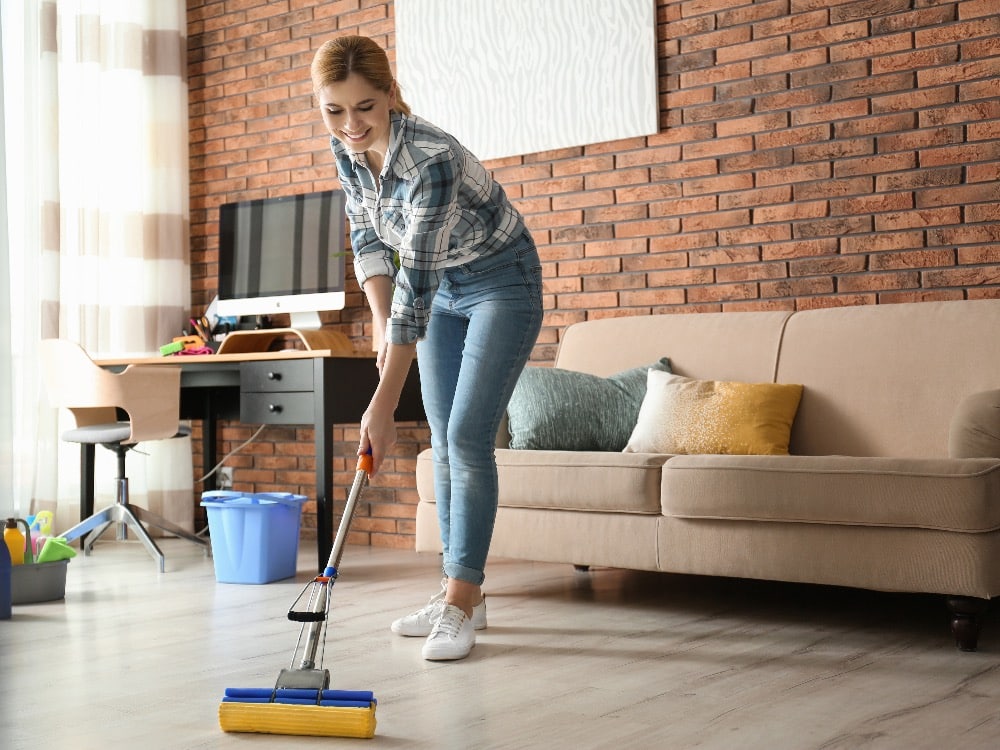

{"left": 506, "top": 358, "right": 671, "bottom": 451}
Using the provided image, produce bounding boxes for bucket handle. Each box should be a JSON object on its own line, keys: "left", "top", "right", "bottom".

{"left": 200, "top": 492, "right": 306, "bottom": 508}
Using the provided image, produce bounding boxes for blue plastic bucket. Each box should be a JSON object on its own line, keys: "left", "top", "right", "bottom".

{"left": 200, "top": 491, "right": 307, "bottom": 584}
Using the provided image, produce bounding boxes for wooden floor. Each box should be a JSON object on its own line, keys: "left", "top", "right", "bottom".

{"left": 3, "top": 537, "right": 999, "bottom": 749}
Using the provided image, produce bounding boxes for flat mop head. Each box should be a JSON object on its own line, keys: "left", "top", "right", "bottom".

{"left": 219, "top": 688, "right": 377, "bottom": 738}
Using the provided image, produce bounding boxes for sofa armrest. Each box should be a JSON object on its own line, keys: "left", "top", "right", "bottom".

{"left": 949, "top": 389, "right": 1000, "bottom": 458}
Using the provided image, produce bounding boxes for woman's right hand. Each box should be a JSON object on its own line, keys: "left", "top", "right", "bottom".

{"left": 361, "top": 339, "right": 415, "bottom": 476}
{"left": 359, "top": 397, "right": 397, "bottom": 476}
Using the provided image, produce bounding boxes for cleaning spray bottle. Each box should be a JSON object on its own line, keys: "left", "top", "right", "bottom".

{"left": 28, "top": 511, "right": 54, "bottom": 556}
{"left": 4, "top": 518, "right": 26, "bottom": 566}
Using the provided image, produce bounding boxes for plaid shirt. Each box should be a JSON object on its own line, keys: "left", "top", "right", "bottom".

{"left": 333, "top": 112, "right": 526, "bottom": 344}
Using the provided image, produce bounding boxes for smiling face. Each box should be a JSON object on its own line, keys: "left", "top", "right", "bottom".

{"left": 317, "top": 72, "right": 396, "bottom": 162}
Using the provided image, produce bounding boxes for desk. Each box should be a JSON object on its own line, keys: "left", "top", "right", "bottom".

{"left": 95, "top": 349, "right": 424, "bottom": 570}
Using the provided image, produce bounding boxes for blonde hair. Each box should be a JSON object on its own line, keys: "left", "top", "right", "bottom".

{"left": 311, "top": 35, "right": 412, "bottom": 115}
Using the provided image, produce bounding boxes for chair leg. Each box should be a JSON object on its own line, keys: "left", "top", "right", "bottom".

{"left": 115, "top": 475, "right": 130, "bottom": 542}
{"left": 61, "top": 507, "right": 116, "bottom": 548}
{"left": 63, "top": 443, "right": 209, "bottom": 572}
{"left": 117, "top": 503, "right": 167, "bottom": 574}
{"left": 83, "top": 518, "right": 113, "bottom": 554}
{"left": 129, "top": 505, "right": 209, "bottom": 553}
{"left": 118, "top": 470, "right": 210, "bottom": 556}
{"left": 77, "top": 443, "right": 96, "bottom": 550}
{"left": 59, "top": 502, "right": 164, "bottom": 571}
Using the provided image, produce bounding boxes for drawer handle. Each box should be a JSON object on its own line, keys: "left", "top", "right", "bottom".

{"left": 267, "top": 371, "right": 281, "bottom": 381}
{"left": 268, "top": 403, "right": 283, "bottom": 414}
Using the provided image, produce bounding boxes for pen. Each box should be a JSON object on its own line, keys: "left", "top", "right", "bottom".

{"left": 190, "top": 317, "right": 209, "bottom": 343}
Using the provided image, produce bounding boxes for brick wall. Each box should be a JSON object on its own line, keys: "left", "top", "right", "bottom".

{"left": 187, "top": 0, "right": 1000, "bottom": 546}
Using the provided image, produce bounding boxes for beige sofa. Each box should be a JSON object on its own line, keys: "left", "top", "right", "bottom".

{"left": 415, "top": 299, "right": 1000, "bottom": 650}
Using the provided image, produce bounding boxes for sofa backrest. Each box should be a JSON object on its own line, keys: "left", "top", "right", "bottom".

{"left": 776, "top": 299, "right": 1000, "bottom": 458}
{"left": 549, "top": 300, "right": 999, "bottom": 460}
{"left": 555, "top": 310, "right": 793, "bottom": 383}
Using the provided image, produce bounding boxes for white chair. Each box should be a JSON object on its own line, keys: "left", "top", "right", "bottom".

{"left": 40, "top": 339, "right": 209, "bottom": 571}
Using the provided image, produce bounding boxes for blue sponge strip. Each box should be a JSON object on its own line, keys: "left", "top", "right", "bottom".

{"left": 223, "top": 687, "right": 375, "bottom": 707}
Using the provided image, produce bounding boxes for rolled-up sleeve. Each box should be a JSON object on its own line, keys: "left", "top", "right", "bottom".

{"left": 350, "top": 210, "right": 397, "bottom": 290}
{"left": 336, "top": 147, "right": 397, "bottom": 291}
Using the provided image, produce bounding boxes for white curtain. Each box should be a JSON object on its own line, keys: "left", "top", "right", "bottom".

{"left": 1, "top": 0, "right": 193, "bottom": 533}
{"left": 0, "top": 6, "right": 13, "bottom": 521}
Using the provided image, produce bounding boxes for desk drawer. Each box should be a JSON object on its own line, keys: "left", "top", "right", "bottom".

{"left": 240, "top": 360, "right": 314, "bottom": 392}
{"left": 240, "top": 391, "right": 314, "bottom": 424}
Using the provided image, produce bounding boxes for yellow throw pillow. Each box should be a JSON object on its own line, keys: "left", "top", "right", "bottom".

{"left": 624, "top": 371, "right": 803, "bottom": 455}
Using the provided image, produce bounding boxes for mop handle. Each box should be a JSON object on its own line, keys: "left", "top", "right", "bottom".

{"left": 324, "top": 450, "right": 373, "bottom": 576}
{"left": 286, "top": 450, "right": 372, "bottom": 625}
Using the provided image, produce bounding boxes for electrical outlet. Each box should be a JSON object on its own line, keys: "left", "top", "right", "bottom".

{"left": 218, "top": 466, "right": 234, "bottom": 489}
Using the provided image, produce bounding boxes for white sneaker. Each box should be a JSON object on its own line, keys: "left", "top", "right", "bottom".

{"left": 390, "top": 579, "right": 487, "bottom": 637}
{"left": 421, "top": 604, "right": 476, "bottom": 661}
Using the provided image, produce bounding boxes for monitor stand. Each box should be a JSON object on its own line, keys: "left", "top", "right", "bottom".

{"left": 215, "top": 327, "right": 354, "bottom": 355}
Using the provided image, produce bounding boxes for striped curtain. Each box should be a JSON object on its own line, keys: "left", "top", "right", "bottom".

{"left": 0, "top": 12, "right": 11, "bottom": 521}
{"left": 5, "top": 1, "right": 193, "bottom": 533}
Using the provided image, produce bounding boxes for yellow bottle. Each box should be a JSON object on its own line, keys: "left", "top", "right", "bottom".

{"left": 4, "top": 518, "right": 25, "bottom": 566}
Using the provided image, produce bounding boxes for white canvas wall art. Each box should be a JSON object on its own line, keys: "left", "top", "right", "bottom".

{"left": 395, "top": 0, "right": 658, "bottom": 161}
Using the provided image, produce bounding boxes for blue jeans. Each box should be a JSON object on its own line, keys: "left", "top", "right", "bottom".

{"left": 416, "top": 237, "right": 543, "bottom": 586}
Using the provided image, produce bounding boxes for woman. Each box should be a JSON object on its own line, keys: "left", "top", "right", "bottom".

{"left": 311, "top": 36, "right": 543, "bottom": 661}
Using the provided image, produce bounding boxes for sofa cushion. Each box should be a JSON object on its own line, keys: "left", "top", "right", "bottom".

{"left": 416, "top": 448, "right": 669, "bottom": 514}
{"left": 662, "top": 454, "right": 1000, "bottom": 532}
{"left": 506, "top": 357, "right": 670, "bottom": 451}
{"left": 949, "top": 389, "right": 1000, "bottom": 458}
{"left": 624, "top": 371, "right": 802, "bottom": 456}
{"left": 496, "top": 449, "right": 669, "bottom": 513}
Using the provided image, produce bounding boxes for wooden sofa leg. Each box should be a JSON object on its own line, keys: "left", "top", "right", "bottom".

{"left": 573, "top": 565, "right": 590, "bottom": 572}
{"left": 946, "top": 597, "right": 989, "bottom": 652}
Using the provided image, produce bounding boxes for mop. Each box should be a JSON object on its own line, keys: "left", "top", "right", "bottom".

{"left": 218, "top": 451, "right": 378, "bottom": 738}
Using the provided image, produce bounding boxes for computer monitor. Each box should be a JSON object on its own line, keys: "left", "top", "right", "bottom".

{"left": 216, "top": 190, "right": 347, "bottom": 330}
